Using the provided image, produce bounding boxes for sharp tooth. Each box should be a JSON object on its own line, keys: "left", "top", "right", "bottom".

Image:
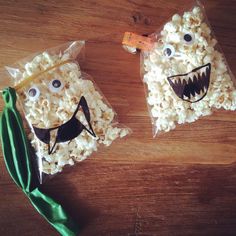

{"left": 183, "top": 95, "right": 189, "bottom": 100}
{"left": 171, "top": 78, "right": 176, "bottom": 84}
{"left": 180, "top": 78, "right": 183, "bottom": 84}
{"left": 198, "top": 68, "right": 203, "bottom": 76}
{"left": 190, "top": 93, "right": 195, "bottom": 100}
{"left": 181, "top": 76, "right": 186, "bottom": 83}
{"left": 199, "top": 70, "right": 205, "bottom": 79}
{"left": 193, "top": 72, "right": 198, "bottom": 79}
{"left": 190, "top": 76, "right": 194, "bottom": 83}
{"left": 196, "top": 93, "right": 201, "bottom": 100}
{"left": 198, "top": 68, "right": 202, "bottom": 75}
{"left": 175, "top": 77, "right": 179, "bottom": 84}
{"left": 197, "top": 72, "right": 201, "bottom": 80}
{"left": 190, "top": 75, "right": 194, "bottom": 83}
{"left": 176, "top": 78, "right": 180, "bottom": 85}
{"left": 193, "top": 75, "right": 198, "bottom": 84}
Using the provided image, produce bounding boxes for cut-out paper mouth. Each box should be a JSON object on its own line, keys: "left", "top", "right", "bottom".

{"left": 167, "top": 63, "right": 211, "bottom": 103}
{"left": 32, "top": 96, "right": 96, "bottom": 155}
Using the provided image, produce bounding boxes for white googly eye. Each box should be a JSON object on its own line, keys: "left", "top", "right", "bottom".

{"left": 48, "top": 79, "right": 64, "bottom": 93}
{"left": 163, "top": 44, "right": 175, "bottom": 58}
{"left": 182, "top": 32, "right": 195, "bottom": 45}
{"left": 27, "top": 86, "right": 40, "bottom": 101}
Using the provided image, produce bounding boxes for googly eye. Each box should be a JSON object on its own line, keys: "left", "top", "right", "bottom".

{"left": 182, "top": 33, "right": 195, "bottom": 45}
{"left": 49, "top": 79, "right": 64, "bottom": 93}
{"left": 163, "top": 44, "right": 175, "bottom": 58}
{"left": 27, "top": 86, "right": 40, "bottom": 101}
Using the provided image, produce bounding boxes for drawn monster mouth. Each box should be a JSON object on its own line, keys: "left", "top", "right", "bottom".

{"left": 32, "top": 96, "right": 96, "bottom": 155}
{"left": 167, "top": 63, "right": 211, "bottom": 103}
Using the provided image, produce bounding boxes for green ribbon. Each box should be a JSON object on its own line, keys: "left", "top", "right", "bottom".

{"left": 0, "top": 87, "right": 79, "bottom": 236}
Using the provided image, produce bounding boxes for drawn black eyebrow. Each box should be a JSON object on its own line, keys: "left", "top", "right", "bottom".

{"left": 33, "top": 96, "right": 96, "bottom": 155}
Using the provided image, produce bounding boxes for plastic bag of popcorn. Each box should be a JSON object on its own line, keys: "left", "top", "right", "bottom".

{"left": 140, "top": 1, "right": 236, "bottom": 136}
{"left": 3, "top": 41, "right": 129, "bottom": 183}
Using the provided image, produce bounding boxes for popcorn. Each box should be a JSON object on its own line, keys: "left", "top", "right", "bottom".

{"left": 172, "top": 14, "right": 181, "bottom": 23}
{"left": 13, "top": 42, "right": 129, "bottom": 177}
{"left": 142, "top": 6, "right": 236, "bottom": 135}
{"left": 164, "top": 22, "right": 178, "bottom": 32}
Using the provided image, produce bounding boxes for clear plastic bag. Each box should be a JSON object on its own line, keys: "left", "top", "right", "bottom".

{"left": 141, "top": 1, "right": 236, "bottom": 136}
{"left": 2, "top": 41, "right": 130, "bottom": 183}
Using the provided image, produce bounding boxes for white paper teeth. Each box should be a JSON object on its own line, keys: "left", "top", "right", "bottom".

{"left": 189, "top": 76, "right": 194, "bottom": 83}
{"left": 143, "top": 6, "right": 236, "bottom": 135}
{"left": 179, "top": 76, "right": 185, "bottom": 83}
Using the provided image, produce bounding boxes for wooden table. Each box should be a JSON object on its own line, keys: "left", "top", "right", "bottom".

{"left": 0, "top": 0, "right": 236, "bottom": 235}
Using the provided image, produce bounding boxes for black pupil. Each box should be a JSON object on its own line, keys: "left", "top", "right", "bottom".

{"left": 52, "top": 80, "right": 61, "bottom": 88}
{"left": 165, "top": 48, "right": 172, "bottom": 56}
{"left": 184, "top": 34, "right": 192, "bottom": 42}
{"left": 28, "top": 88, "right": 37, "bottom": 97}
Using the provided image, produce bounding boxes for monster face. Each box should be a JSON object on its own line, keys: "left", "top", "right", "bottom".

{"left": 14, "top": 49, "right": 129, "bottom": 176}
{"left": 143, "top": 5, "right": 236, "bottom": 134}
{"left": 151, "top": 9, "right": 213, "bottom": 104}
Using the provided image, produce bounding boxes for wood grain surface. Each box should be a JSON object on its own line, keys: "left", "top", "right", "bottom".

{"left": 0, "top": 0, "right": 236, "bottom": 235}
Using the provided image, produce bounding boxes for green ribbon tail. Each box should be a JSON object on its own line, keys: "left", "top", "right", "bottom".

{"left": 0, "top": 87, "right": 79, "bottom": 236}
